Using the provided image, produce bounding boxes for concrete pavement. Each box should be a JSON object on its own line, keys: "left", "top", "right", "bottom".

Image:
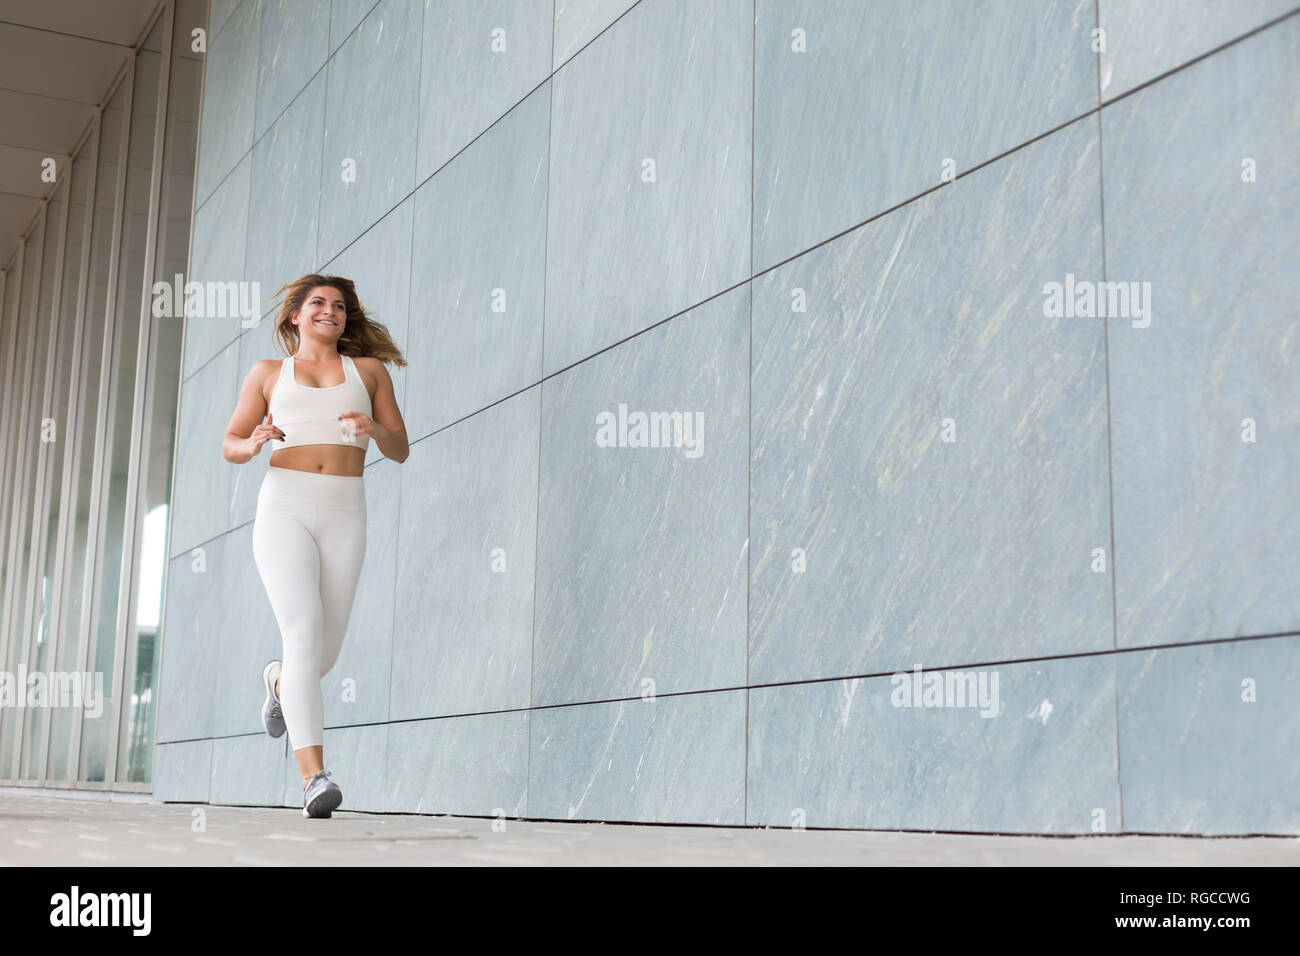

{"left": 0, "top": 789, "right": 1296, "bottom": 865}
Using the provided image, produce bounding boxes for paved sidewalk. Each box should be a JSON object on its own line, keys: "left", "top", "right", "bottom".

{"left": 0, "top": 791, "right": 1295, "bottom": 866}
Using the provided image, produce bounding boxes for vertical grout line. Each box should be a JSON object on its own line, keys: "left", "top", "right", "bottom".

{"left": 1094, "top": 0, "right": 1123, "bottom": 834}
{"left": 385, "top": 0, "right": 425, "bottom": 815}
{"left": 744, "top": 0, "right": 755, "bottom": 828}
{"left": 526, "top": 0, "right": 557, "bottom": 823}
{"left": 314, "top": 0, "right": 330, "bottom": 272}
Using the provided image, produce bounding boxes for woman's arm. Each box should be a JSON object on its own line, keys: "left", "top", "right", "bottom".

{"left": 364, "top": 358, "right": 409, "bottom": 463}
{"left": 223, "top": 360, "right": 283, "bottom": 463}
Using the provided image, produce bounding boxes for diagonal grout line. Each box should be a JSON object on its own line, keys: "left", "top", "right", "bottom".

{"left": 194, "top": 0, "right": 643, "bottom": 223}
{"left": 169, "top": 628, "right": 1298, "bottom": 745}
{"left": 182, "top": 6, "right": 1300, "bottom": 388}
{"left": 1097, "top": 5, "right": 1300, "bottom": 107}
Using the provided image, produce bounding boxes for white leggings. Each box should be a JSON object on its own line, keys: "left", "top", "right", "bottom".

{"left": 252, "top": 465, "right": 366, "bottom": 751}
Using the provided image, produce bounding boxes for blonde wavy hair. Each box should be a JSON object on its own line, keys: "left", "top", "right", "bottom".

{"left": 268, "top": 274, "right": 407, "bottom": 367}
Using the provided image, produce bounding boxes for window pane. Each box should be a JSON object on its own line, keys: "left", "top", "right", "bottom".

{"left": 0, "top": 213, "right": 47, "bottom": 780}
{"left": 81, "top": 17, "right": 165, "bottom": 783}
{"left": 119, "top": 0, "right": 205, "bottom": 784}
{"left": 19, "top": 176, "right": 72, "bottom": 780}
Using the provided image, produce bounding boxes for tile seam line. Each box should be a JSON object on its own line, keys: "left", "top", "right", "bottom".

{"left": 525, "top": 0, "right": 560, "bottom": 821}
{"left": 185, "top": 97, "right": 1100, "bottom": 390}
{"left": 1093, "top": 0, "right": 1124, "bottom": 835}
{"left": 185, "top": 2, "right": 1296, "bottom": 378}
{"left": 380, "top": 0, "right": 424, "bottom": 819}
{"left": 1097, "top": 5, "right": 1300, "bottom": 109}
{"left": 99, "top": 801, "right": 1300, "bottom": 840}
{"left": 192, "top": 0, "right": 642, "bottom": 221}
{"left": 190, "top": 1, "right": 1300, "bottom": 253}
{"left": 744, "top": 0, "right": 755, "bottom": 830}
{"left": 161, "top": 623, "right": 1300, "bottom": 743}
{"left": 194, "top": 1, "right": 349, "bottom": 215}
{"left": 187, "top": 93, "right": 1097, "bottom": 443}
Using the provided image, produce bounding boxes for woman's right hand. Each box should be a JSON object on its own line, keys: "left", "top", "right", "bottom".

{"left": 248, "top": 413, "right": 286, "bottom": 455}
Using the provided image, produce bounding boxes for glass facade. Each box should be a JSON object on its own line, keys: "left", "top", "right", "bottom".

{"left": 0, "top": 0, "right": 202, "bottom": 792}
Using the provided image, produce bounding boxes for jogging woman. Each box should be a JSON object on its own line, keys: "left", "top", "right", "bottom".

{"left": 222, "top": 274, "right": 408, "bottom": 817}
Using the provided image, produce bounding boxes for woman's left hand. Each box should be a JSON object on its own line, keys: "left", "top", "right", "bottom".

{"left": 338, "top": 411, "right": 382, "bottom": 444}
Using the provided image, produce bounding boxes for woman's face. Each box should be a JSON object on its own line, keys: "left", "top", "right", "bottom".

{"left": 295, "top": 285, "right": 346, "bottom": 343}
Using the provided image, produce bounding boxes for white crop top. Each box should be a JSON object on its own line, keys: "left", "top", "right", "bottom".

{"left": 267, "top": 353, "right": 373, "bottom": 451}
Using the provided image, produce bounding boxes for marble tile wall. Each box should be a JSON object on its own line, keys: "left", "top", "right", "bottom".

{"left": 153, "top": 0, "right": 1300, "bottom": 833}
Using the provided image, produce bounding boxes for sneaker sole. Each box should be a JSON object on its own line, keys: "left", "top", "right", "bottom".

{"left": 303, "top": 787, "right": 343, "bottom": 818}
{"left": 262, "top": 660, "right": 285, "bottom": 738}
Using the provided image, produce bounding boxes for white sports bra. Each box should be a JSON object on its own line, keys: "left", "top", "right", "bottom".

{"left": 267, "top": 353, "right": 373, "bottom": 451}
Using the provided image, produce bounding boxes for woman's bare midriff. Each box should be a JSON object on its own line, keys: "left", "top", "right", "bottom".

{"left": 269, "top": 444, "right": 365, "bottom": 477}
{"left": 263, "top": 363, "right": 368, "bottom": 477}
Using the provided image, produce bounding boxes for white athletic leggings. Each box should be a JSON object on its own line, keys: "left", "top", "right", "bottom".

{"left": 252, "top": 465, "right": 366, "bottom": 751}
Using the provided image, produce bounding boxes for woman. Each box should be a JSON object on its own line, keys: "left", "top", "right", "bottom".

{"left": 222, "top": 274, "right": 408, "bottom": 818}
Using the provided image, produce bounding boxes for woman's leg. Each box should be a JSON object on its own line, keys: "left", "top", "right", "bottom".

{"left": 316, "top": 502, "right": 367, "bottom": 679}
{"left": 251, "top": 486, "right": 327, "bottom": 776}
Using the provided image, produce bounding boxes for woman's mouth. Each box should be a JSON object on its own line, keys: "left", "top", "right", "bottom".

{"left": 314, "top": 319, "right": 337, "bottom": 328}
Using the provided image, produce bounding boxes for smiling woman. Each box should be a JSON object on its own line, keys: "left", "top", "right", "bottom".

{"left": 219, "top": 273, "right": 408, "bottom": 817}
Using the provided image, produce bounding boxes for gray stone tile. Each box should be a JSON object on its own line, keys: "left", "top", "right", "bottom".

{"left": 553, "top": 0, "right": 637, "bottom": 70}
{"left": 750, "top": 116, "right": 1110, "bottom": 686}
{"left": 1117, "top": 635, "right": 1300, "bottom": 835}
{"left": 1104, "top": 17, "right": 1300, "bottom": 649}
{"left": 534, "top": 285, "right": 748, "bottom": 706}
{"left": 416, "top": 0, "right": 552, "bottom": 184}
{"left": 213, "top": 523, "right": 280, "bottom": 737}
{"left": 529, "top": 691, "right": 746, "bottom": 823}
{"left": 318, "top": 194, "right": 413, "bottom": 468}
{"left": 152, "top": 739, "right": 213, "bottom": 803}
{"left": 185, "top": 151, "right": 250, "bottom": 380}
{"left": 754, "top": 0, "right": 1096, "bottom": 273}
{"left": 1098, "top": 0, "right": 1296, "bottom": 100}
{"left": 316, "top": 0, "right": 422, "bottom": 266}
{"left": 156, "top": 538, "right": 229, "bottom": 742}
{"left": 210, "top": 733, "right": 285, "bottom": 805}
{"left": 330, "top": 0, "right": 380, "bottom": 53}
{"left": 405, "top": 85, "right": 547, "bottom": 441}
{"left": 254, "top": 0, "right": 331, "bottom": 142}
{"left": 543, "top": 0, "right": 750, "bottom": 375}
{"left": 748, "top": 656, "right": 1118, "bottom": 833}
{"left": 170, "top": 338, "right": 237, "bottom": 559}
{"left": 386, "top": 712, "right": 529, "bottom": 815}
{"left": 391, "top": 388, "right": 539, "bottom": 720}
{"left": 245, "top": 70, "right": 326, "bottom": 326}
{"left": 195, "top": 0, "right": 260, "bottom": 210}
{"left": 322, "top": 457, "right": 400, "bottom": 728}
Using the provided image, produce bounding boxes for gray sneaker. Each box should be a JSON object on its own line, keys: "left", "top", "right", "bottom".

{"left": 303, "top": 770, "right": 343, "bottom": 818}
{"left": 261, "top": 660, "right": 285, "bottom": 738}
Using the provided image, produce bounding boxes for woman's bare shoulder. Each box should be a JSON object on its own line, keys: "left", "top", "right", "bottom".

{"left": 247, "top": 358, "right": 283, "bottom": 400}
{"left": 354, "top": 355, "right": 390, "bottom": 384}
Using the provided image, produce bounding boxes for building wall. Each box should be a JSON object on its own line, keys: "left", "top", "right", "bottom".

{"left": 153, "top": 0, "right": 1300, "bottom": 833}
